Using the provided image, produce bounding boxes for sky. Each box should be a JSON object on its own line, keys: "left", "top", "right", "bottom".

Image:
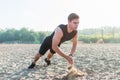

{"left": 0, "top": 0, "right": 120, "bottom": 31}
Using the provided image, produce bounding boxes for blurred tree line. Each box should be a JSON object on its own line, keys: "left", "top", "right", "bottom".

{"left": 0, "top": 26, "right": 120, "bottom": 44}
{"left": 0, "top": 28, "right": 51, "bottom": 44}
{"left": 78, "top": 26, "right": 120, "bottom": 43}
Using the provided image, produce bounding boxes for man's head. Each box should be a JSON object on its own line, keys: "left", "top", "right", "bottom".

{"left": 68, "top": 13, "right": 79, "bottom": 30}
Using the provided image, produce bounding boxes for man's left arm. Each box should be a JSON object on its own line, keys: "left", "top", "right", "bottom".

{"left": 69, "top": 32, "right": 78, "bottom": 56}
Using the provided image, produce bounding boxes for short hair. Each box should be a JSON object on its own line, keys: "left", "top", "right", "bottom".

{"left": 68, "top": 13, "right": 79, "bottom": 22}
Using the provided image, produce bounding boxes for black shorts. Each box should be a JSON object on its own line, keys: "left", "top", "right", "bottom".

{"left": 39, "top": 37, "right": 61, "bottom": 55}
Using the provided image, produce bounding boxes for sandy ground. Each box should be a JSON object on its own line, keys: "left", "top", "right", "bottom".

{"left": 0, "top": 44, "right": 120, "bottom": 80}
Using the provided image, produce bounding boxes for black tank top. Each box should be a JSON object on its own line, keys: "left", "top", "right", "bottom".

{"left": 46, "top": 24, "right": 77, "bottom": 46}
{"left": 58, "top": 24, "right": 77, "bottom": 43}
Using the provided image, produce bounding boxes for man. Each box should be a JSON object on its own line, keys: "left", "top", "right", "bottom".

{"left": 28, "top": 13, "right": 79, "bottom": 69}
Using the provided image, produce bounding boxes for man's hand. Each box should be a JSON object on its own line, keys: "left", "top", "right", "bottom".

{"left": 65, "top": 55, "right": 74, "bottom": 65}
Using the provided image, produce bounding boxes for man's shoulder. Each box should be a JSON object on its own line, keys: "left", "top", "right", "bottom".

{"left": 58, "top": 24, "right": 67, "bottom": 27}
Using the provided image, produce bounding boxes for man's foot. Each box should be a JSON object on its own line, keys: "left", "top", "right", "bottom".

{"left": 28, "top": 62, "right": 35, "bottom": 69}
{"left": 44, "top": 58, "right": 51, "bottom": 66}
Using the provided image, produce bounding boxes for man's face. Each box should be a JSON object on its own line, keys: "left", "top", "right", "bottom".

{"left": 68, "top": 19, "right": 79, "bottom": 30}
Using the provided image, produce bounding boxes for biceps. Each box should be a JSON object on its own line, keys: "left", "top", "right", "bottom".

{"left": 52, "top": 27, "right": 63, "bottom": 47}
{"left": 52, "top": 35, "right": 61, "bottom": 46}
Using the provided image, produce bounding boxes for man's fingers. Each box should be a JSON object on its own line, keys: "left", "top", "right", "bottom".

{"left": 66, "top": 55, "right": 74, "bottom": 65}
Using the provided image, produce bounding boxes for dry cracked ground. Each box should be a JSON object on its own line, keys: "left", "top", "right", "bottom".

{"left": 0, "top": 44, "right": 120, "bottom": 80}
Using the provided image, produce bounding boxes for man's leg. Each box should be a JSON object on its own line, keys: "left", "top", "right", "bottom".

{"left": 47, "top": 51, "right": 54, "bottom": 60}
{"left": 28, "top": 37, "right": 50, "bottom": 68}
{"left": 28, "top": 53, "right": 42, "bottom": 69}
{"left": 44, "top": 51, "right": 54, "bottom": 65}
{"left": 33, "top": 53, "right": 42, "bottom": 64}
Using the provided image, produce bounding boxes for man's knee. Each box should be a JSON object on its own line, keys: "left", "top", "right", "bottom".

{"left": 36, "top": 53, "right": 42, "bottom": 57}
{"left": 50, "top": 49, "right": 56, "bottom": 54}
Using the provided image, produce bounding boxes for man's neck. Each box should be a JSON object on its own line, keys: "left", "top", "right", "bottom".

{"left": 67, "top": 25, "right": 74, "bottom": 33}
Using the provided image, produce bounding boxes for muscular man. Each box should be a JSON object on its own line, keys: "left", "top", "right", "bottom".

{"left": 28, "top": 13, "right": 79, "bottom": 69}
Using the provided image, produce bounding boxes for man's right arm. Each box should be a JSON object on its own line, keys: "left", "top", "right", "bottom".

{"left": 52, "top": 27, "right": 73, "bottom": 64}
